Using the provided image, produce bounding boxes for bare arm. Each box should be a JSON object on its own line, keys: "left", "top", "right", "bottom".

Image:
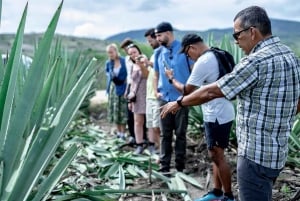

{"left": 164, "top": 68, "right": 197, "bottom": 95}
{"left": 153, "top": 70, "right": 162, "bottom": 98}
{"left": 136, "top": 59, "right": 149, "bottom": 78}
{"left": 160, "top": 82, "right": 224, "bottom": 118}
{"left": 181, "top": 82, "right": 224, "bottom": 106}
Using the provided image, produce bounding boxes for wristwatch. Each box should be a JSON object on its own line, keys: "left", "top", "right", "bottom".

{"left": 176, "top": 95, "right": 184, "bottom": 107}
{"left": 168, "top": 76, "right": 174, "bottom": 84}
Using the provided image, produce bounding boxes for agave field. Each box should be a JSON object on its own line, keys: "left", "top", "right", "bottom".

{"left": 1, "top": 1, "right": 300, "bottom": 201}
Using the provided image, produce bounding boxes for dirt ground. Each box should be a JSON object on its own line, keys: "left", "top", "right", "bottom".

{"left": 91, "top": 91, "right": 300, "bottom": 201}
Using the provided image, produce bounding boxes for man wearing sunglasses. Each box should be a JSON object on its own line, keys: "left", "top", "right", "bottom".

{"left": 161, "top": 6, "right": 300, "bottom": 201}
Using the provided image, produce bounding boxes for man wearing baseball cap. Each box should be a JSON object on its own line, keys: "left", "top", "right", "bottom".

{"left": 165, "top": 33, "right": 235, "bottom": 201}
{"left": 153, "top": 22, "right": 193, "bottom": 175}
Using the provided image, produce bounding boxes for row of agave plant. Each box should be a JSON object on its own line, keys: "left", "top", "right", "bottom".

{"left": 0, "top": 1, "right": 98, "bottom": 200}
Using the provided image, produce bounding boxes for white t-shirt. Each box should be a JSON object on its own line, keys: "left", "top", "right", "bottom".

{"left": 187, "top": 51, "right": 235, "bottom": 124}
{"left": 125, "top": 55, "right": 134, "bottom": 84}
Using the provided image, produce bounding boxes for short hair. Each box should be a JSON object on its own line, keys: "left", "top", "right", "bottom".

{"left": 234, "top": 6, "right": 272, "bottom": 36}
{"left": 106, "top": 43, "right": 120, "bottom": 56}
{"left": 144, "top": 28, "right": 156, "bottom": 39}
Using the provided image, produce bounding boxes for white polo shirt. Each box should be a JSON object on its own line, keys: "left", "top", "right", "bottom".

{"left": 187, "top": 51, "right": 235, "bottom": 124}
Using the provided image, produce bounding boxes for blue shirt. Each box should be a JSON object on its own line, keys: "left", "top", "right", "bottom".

{"left": 154, "top": 40, "right": 191, "bottom": 101}
{"left": 105, "top": 56, "right": 127, "bottom": 96}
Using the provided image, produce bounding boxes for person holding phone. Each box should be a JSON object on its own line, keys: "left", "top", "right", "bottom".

{"left": 153, "top": 22, "right": 193, "bottom": 174}
{"left": 126, "top": 44, "right": 148, "bottom": 155}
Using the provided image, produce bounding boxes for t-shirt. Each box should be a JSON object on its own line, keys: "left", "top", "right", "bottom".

{"left": 187, "top": 51, "right": 235, "bottom": 124}
{"left": 146, "top": 54, "right": 157, "bottom": 100}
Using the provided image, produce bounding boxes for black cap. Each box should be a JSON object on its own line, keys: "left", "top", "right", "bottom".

{"left": 179, "top": 33, "right": 203, "bottom": 53}
{"left": 155, "top": 22, "right": 173, "bottom": 33}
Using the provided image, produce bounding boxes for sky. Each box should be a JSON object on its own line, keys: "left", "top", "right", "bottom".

{"left": 1, "top": 0, "right": 300, "bottom": 40}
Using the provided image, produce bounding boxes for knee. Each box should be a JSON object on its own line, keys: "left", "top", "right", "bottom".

{"left": 209, "top": 148, "right": 224, "bottom": 166}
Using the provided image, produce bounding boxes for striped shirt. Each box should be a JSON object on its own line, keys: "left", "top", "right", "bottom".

{"left": 217, "top": 36, "right": 300, "bottom": 169}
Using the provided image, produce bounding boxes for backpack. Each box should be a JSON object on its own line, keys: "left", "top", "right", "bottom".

{"left": 207, "top": 47, "right": 235, "bottom": 79}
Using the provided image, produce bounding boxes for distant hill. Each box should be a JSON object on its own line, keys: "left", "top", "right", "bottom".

{"left": 105, "top": 18, "right": 300, "bottom": 52}
{"left": 0, "top": 33, "right": 108, "bottom": 58}
{"left": 1, "top": 18, "right": 300, "bottom": 58}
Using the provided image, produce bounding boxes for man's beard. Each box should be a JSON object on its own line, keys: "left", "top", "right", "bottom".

{"left": 160, "top": 41, "right": 168, "bottom": 47}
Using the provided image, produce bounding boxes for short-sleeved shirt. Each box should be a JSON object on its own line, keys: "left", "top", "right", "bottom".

{"left": 154, "top": 40, "right": 191, "bottom": 102}
{"left": 146, "top": 54, "right": 156, "bottom": 100}
{"left": 187, "top": 51, "right": 235, "bottom": 124}
{"left": 217, "top": 36, "right": 300, "bottom": 169}
{"left": 125, "top": 55, "right": 134, "bottom": 84}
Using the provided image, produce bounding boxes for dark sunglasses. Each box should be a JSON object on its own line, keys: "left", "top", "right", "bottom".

{"left": 185, "top": 45, "right": 191, "bottom": 55}
{"left": 232, "top": 26, "right": 254, "bottom": 40}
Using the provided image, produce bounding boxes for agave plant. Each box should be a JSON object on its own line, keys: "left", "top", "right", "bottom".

{"left": 0, "top": 1, "right": 97, "bottom": 200}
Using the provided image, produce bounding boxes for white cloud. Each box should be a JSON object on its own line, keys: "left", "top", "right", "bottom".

{"left": 1, "top": 0, "right": 300, "bottom": 39}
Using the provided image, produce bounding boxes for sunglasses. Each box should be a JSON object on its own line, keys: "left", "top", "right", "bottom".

{"left": 184, "top": 45, "right": 191, "bottom": 57}
{"left": 126, "top": 43, "right": 135, "bottom": 49}
{"left": 232, "top": 26, "right": 254, "bottom": 40}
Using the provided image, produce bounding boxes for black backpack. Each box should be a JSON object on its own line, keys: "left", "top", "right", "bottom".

{"left": 206, "top": 47, "right": 235, "bottom": 79}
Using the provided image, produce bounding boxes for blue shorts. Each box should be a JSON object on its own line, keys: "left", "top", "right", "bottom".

{"left": 204, "top": 120, "right": 233, "bottom": 149}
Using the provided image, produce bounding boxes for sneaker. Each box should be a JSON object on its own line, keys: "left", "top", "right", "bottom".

{"left": 220, "top": 196, "right": 235, "bottom": 201}
{"left": 158, "top": 167, "right": 171, "bottom": 177}
{"left": 148, "top": 145, "right": 158, "bottom": 155}
{"left": 133, "top": 146, "right": 144, "bottom": 155}
{"left": 194, "top": 191, "right": 223, "bottom": 201}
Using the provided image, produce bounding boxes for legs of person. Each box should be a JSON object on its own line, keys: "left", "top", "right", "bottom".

{"left": 198, "top": 120, "right": 233, "bottom": 200}
{"left": 116, "top": 96, "right": 127, "bottom": 138}
{"left": 127, "top": 107, "right": 135, "bottom": 142}
{"left": 237, "top": 156, "right": 281, "bottom": 201}
{"left": 152, "top": 99, "right": 161, "bottom": 149}
{"left": 134, "top": 113, "right": 145, "bottom": 144}
{"left": 133, "top": 113, "right": 145, "bottom": 154}
{"left": 160, "top": 111, "right": 174, "bottom": 172}
{"left": 143, "top": 114, "right": 148, "bottom": 143}
{"left": 209, "top": 147, "right": 232, "bottom": 194}
{"left": 146, "top": 99, "right": 161, "bottom": 149}
{"left": 152, "top": 127, "right": 160, "bottom": 149}
{"left": 174, "top": 106, "right": 189, "bottom": 171}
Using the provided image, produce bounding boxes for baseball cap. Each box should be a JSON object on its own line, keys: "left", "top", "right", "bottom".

{"left": 179, "top": 33, "right": 203, "bottom": 53}
{"left": 155, "top": 22, "right": 173, "bottom": 34}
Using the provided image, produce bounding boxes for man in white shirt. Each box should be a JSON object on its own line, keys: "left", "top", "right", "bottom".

{"left": 164, "top": 34, "right": 235, "bottom": 201}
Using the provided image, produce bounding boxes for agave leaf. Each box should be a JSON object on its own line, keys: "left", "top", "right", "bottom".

{"left": 104, "top": 163, "right": 119, "bottom": 179}
{"left": 176, "top": 172, "right": 203, "bottom": 189}
{"left": 32, "top": 144, "right": 80, "bottom": 201}
{"left": 118, "top": 164, "right": 125, "bottom": 190}
{"left": 2, "top": 1, "right": 63, "bottom": 193}
{"left": 0, "top": 2, "right": 27, "bottom": 197}
{"left": 8, "top": 64, "right": 94, "bottom": 200}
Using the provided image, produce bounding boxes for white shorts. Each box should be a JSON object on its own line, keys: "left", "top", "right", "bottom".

{"left": 146, "top": 99, "right": 161, "bottom": 128}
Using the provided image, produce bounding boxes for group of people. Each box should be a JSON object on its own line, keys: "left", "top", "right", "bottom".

{"left": 105, "top": 28, "right": 161, "bottom": 155}
{"left": 105, "top": 5, "right": 300, "bottom": 201}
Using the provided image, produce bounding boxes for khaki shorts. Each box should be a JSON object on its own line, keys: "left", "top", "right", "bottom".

{"left": 146, "top": 99, "right": 160, "bottom": 128}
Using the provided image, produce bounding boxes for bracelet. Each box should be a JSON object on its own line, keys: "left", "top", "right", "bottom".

{"left": 168, "top": 76, "right": 174, "bottom": 84}
{"left": 176, "top": 95, "right": 184, "bottom": 107}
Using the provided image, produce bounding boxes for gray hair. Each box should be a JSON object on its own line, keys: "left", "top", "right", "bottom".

{"left": 234, "top": 6, "right": 272, "bottom": 36}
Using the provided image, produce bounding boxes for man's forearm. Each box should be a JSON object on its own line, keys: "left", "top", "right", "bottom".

{"left": 180, "top": 82, "right": 224, "bottom": 107}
